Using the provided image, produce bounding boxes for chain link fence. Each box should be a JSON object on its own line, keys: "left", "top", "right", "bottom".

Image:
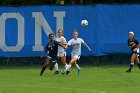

{"left": 0, "top": 55, "right": 132, "bottom": 66}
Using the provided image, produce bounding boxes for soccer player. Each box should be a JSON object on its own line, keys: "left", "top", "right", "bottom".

{"left": 56, "top": 29, "right": 67, "bottom": 70}
{"left": 126, "top": 31, "right": 140, "bottom": 72}
{"left": 61, "top": 30, "right": 91, "bottom": 75}
{"left": 40, "top": 33, "right": 66, "bottom": 76}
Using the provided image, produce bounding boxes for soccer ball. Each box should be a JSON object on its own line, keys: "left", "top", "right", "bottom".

{"left": 81, "top": 20, "right": 88, "bottom": 26}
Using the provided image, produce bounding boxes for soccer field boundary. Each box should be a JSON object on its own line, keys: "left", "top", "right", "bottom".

{"left": 0, "top": 84, "right": 106, "bottom": 93}
{"left": 0, "top": 66, "right": 140, "bottom": 93}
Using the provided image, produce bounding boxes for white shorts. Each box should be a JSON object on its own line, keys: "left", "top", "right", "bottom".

{"left": 133, "top": 48, "right": 140, "bottom": 56}
{"left": 57, "top": 51, "right": 66, "bottom": 57}
{"left": 137, "top": 48, "right": 140, "bottom": 56}
{"left": 71, "top": 53, "right": 80, "bottom": 60}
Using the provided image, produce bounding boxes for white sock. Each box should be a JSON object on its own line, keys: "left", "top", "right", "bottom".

{"left": 54, "top": 63, "right": 59, "bottom": 71}
{"left": 76, "top": 64, "right": 81, "bottom": 70}
{"left": 64, "top": 63, "right": 68, "bottom": 69}
{"left": 130, "top": 62, "right": 134, "bottom": 65}
{"left": 64, "top": 64, "right": 71, "bottom": 72}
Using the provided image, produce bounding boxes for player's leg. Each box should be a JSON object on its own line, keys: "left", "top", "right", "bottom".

{"left": 135, "top": 55, "right": 140, "bottom": 69}
{"left": 61, "top": 58, "right": 78, "bottom": 75}
{"left": 51, "top": 57, "right": 59, "bottom": 74}
{"left": 75, "top": 61, "right": 81, "bottom": 70}
{"left": 40, "top": 57, "right": 51, "bottom": 76}
{"left": 54, "top": 62, "right": 59, "bottom": 74}
{"left": 67, "top": 58, "right": 78, "bottom": 74}
{"left": 58, "top": 52, "right": 67, "bottom": 68}
{"left": 74, "top": 61, "right": 81, "bottom": 75}
{"left": 66, "top": 55, "right": 80, "bottom": 75}
{"left": 60, "top": 54, "right": 67, "bottom": 69}
{"left": 135, "top": 48, "right": 140, "bottom": 69}
{"left": 126, "top": 54, "right": 136, "bottom": 72}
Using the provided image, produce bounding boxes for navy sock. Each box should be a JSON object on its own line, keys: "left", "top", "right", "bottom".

{"left": 40, "top": 66, "right": 46, "bottom": 76}
{"left": 129, "top": 64, "right": 134, "bottom": 71}
{"left": 137, "top": 63, "right": 140, "bottom": 69}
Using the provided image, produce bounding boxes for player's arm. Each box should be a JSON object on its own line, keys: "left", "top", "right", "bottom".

{"left": 40, "top": 50, "right": 47, "bottom": 58}
{"left": 130, "top": 43, "right": 137, "bottom": 48}
{"left": 64, "top": 39, "right": 73, "bottom": 48}
{"left": 128, "top": 40, "right": 135, "bottom": 48}
{"left": 133, "top": 39, "right": 139, "bottom": 52}
{"left": 57, "top": 42, "right": 68, "bottom": 49}
{"left": 129, "top": 45, "right": 135, "bottom": 48}
{"left": 61, "top": 42, "right": 67, "bottom": 46}
{"left": 135, "top": 39, "right": 139, "bottom": 47}
{"left": 59, "top": 37, "right": 67, "bottom": 45}
{"left": 82, "top": 42, "right": 91, "bottom": 51}
{"left": 59, "top": 39, "right": 72, "bottom": 49}
{"left": 80, "top": 38, "right": 91, "bottom": 51}
{"left": 40, "top": 45, "right": 48, "bottom": 58}
{"left": 128, "top": 40, "right": 132, "bottom": 48}
{"left": 139, "top": 43, "right": 140, "bottom": 48}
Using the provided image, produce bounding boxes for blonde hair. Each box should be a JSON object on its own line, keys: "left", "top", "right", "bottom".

{"left": 73, "top": 29, "right": 78, "bottom": 34}
{"left": 57, "top": 28, "right": 64, "bottom": 36}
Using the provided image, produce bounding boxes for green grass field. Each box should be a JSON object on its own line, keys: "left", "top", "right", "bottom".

{"left": 0, "top": 66, "right": 140, "bottom": 93}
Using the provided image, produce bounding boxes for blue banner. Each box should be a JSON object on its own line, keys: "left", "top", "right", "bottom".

{"left": 0, "top": 5, "right": 140, "bottom": 57}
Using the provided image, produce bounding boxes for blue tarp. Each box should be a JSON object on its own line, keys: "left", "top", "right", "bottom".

{"left": 0, "top": 5, "right": 140, "bottom": 57}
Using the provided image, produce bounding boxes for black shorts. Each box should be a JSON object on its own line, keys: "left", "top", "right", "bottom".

{"left": 47, "top": 56, "right": 58, "bottom": 62}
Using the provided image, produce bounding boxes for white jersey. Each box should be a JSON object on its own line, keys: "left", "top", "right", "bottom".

{"left": 68, "top": 38, "right": 84, "bottom": 56}
{"left": 56, "top": 36, "right": 67, "bottom": 55}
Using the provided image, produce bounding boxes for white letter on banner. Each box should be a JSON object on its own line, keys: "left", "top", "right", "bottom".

{"left": 54, "top": 11, "right": 65, "bottom": 34}
{"left": 32, "top": 12, "right": 54, "bottom": 51}
{"left": 0, "top": 13, "right": 24, "bottom": 52}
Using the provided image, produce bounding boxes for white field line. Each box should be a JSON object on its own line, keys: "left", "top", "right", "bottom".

{"left": 0, "top": 84, "right": 106, "bottom": 93}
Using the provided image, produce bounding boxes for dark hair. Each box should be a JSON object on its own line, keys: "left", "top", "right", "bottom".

{"left": 49, "top": 33, "right": 54, "bottom": 38}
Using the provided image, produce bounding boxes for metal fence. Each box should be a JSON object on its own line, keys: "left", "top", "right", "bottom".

{"left": 0, "top": 55, "right": 131, "bottom": 66}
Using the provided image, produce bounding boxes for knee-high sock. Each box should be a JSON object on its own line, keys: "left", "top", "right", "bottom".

{"left": 64, "top": 64, "right": 71, "bottom": 72}
{"left": 129, "top": 63, "right": 134, "bottom": 71}
{"left": 40, "top": 66, "right": 47, "bottom": 76}
{"left": 64, "top": 63, "right": 68, "bottom": 69}
{"left": 76, "top": 64, "right": 81, "bottom": 70}
{"left": 54, "top": 63, "right": 59, "bottom": 71}
{"left": 137, "top": 63, "right": 140, "bottom": 69}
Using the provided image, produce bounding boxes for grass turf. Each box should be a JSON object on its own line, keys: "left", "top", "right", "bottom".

{"left": 0, "top": 66, "right": 140, "bottom": 93}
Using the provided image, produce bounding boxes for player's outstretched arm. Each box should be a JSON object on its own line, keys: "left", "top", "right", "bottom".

{"left": 58, "top": 42, "right": 68, "bottom": 49}
{"left": 40, "top": 50, "right": 47, "bottom": 59}
{"left": 138, "top": 44, "right": 140, "bottom": 48}
{"left": 61, "top": 42, "right": 68, "bottom": 46}
{"left": 82, "top": 42, "right": 91, "bottom": 51}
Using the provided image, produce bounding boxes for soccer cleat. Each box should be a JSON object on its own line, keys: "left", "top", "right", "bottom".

{"left": 78, "top": 68, "right": 81, "bottom": 75}
{"left": 40, "top": 73, "right": 42, "bottom": 76}
{"left": 126, "top": 69, "right": 131, "bottom": 73}
{"left": 54, "top": 71, "right": 59, "bottom": 75}
{"left": 61, "top": 70, "right": 65, "bottom": 75}
{"left": 66, "top": 71, "right": 70, "bottom": 75}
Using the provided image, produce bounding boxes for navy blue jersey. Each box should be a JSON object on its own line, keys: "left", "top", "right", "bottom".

{"left": 46, "top": 40, "right": 59, "bottom": 57}
{"left": 128, "top": 38, "right": 139, "bottom": 51}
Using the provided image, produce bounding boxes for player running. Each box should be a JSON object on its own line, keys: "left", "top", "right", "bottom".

{"left": 126, "top": 31, "right": 140, "bottom": 72}
{"left": 61, "top": 30, "right": 91, "bottom": 75}
{"left": 55, "top": 29, "right": 67, "bottom": 71}
{"left": 40, "top": 33, "right": 66, "bottom": 76}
